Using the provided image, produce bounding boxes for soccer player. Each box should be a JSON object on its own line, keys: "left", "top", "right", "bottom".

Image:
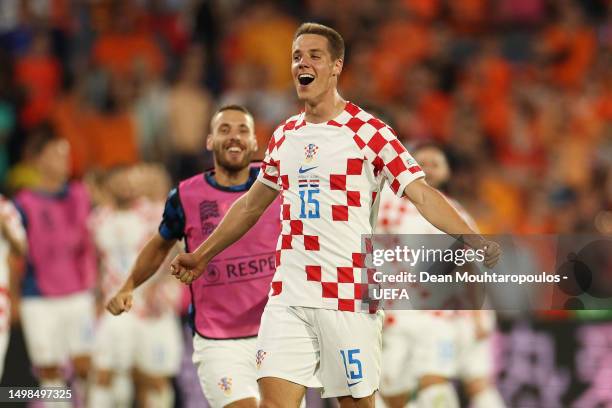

{"left": 14, "top": 124, "right": 97, "bottom": 405}
{"left": 107, "top": 105, "right": 281, "bottom": 408}
{"left": 377, "top": 143, "right": 505, "bottom": 408}
{"left": 170, "top": 23, "right": 501, "bottom": 407}
{"left": 88, "top": 165, "right": 183, "bottom": 408}
{"left": 0, "top": 194, "right": 27, "bottom": 380}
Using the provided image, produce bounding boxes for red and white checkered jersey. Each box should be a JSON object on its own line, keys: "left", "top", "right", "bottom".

{"left": 90, "top": 205, "right": 154, "bottom": 311}
{"left": 0, "top": 196, "right": 25, "bottom": 331}
{"left": 377, "top": 186, "right": 478, "bottom": 319}
{"left": 257, "top": 102, "right": 425, "bottom": 312}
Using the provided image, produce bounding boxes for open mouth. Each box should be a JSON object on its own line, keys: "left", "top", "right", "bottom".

{"left": 225, "top": 145, "right": 245, "bottom": 154}
{"left": 298, "top": 74, "right": 315, "bottom": 86}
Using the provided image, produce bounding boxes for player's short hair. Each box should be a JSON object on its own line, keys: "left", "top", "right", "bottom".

{"left": 210, "top": 104, "right": 254, "bottom": 131}
{"left": 294, "top": 22, "right": 345, "bottom": 61}
{"left": 24, "top": 122, "right": 60, "bottom": 158}
{"left": 215, "top": 104, "right": 252, "bottom": 117}
{"left": 410, "top": 140, "right": 446, "bottom": 155}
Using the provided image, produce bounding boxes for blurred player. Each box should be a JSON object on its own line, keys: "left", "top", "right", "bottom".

{"left": 377, "top": 143, "right": 505, "bottom": 408}
{"left": 14, "top": 124, "right": 97, "bottom": 406}
{"left": 88, "top": 165, "right": 183, "bottom": 408}
{"left": 171, "top": 23, "right": 501, "bottom": 408}
{"left": 0, "top": 194, "right": 27, "bottom": 380}
{"left": 107, "top": 105, "right": 281, "bottom": 408}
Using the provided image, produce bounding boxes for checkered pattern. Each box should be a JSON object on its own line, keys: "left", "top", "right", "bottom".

{"left": 257, "top": 104, "right": 424, "bottom": 312}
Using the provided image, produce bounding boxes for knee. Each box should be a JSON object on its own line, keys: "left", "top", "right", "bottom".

{"left": 465, "top": 378, "right": 490, "bottom": 398}
{"left": 419, "top": 375, "right": 450, "bottom": 390}
{"left": 72, "top": 356, "right": 91, "bottom": 379}
{"left": 38, "top": 366, "right": 62, "bottom": 380}
{"left": 95, "top": 370, "right": 113, "bottom": 387}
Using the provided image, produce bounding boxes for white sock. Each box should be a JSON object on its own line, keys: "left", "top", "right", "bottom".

{"left": 40, "top": 379, "right": 72, "bottom": 408}
{"left": 471, "top": 387, "right": 506, "bottom": 408}
{"left": 112, "top": 372, "right": 134, "bottom": 408}
{"left": 146, "top": 383, "right": 174, "bottom": 408}
{"left": 88, "top": 384, "right": 113, "bottom": 408}
{"left": 417, "top": 383, "right": 460, "bottom": 408}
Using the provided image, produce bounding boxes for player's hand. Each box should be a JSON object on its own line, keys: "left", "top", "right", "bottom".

{"left": 106, "top": 291, "right": 133, "bottom": 315}
{"left": 482, "top": 240, "right": 501, "bottom": 269}
{"left": 170, "top": 253, "right": 206, "bottom": 285}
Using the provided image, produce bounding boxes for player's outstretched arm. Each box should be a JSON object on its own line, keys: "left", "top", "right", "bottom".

{"left": 107, "top": 233, "right": 177, "bottom": 315}
{"left": 0, "top": 212, "right": 26, "bottom": 257}
{"left": 403, "top": 179, "right": 501, "bottom": 268}
{"left": 171, "top": 181, "right": 279, "bottom": 284}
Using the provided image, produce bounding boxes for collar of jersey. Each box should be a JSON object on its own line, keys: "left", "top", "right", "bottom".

{"left": 300, "top": 101, "right": 354, "bottom": 127}
{"left": 204, "top": 167, "right": 259, "bottom": 193}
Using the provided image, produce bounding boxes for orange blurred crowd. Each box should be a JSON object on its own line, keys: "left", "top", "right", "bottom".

{"left": 0, "top": 0, "right": 610, "bottom": 234}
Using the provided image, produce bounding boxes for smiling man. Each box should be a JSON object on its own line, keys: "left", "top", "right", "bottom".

{"left": 170, "top": 23, "right": 501, "bottom": 408}
{"left": 107, "top": 105, "right": 281, "bottom": 408}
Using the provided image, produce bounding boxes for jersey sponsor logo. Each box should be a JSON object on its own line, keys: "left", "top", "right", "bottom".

{"left": 201, "top": 253, "right": 276, "bottom": 285}
{"left": 204, "top": 264, "right": 222, "bottom": 283}
{"left": 304, "top": 143, "right": 319, "bottom": 162}
{"left": 218, "top": 377, "right": 233, "bottom": 395}
{"left": 199, "top": 200, "right": 220, "bottom": 235}
{"left": 298, "top": 165, "right": 318, "bottom": 174}
{"left": 256, "top": 349, "right": 267, "bottom": 368}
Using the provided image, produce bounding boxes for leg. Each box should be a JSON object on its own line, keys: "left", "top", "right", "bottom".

{"left": 258, "top": 377, "right": 305, "bottom": 408}
{"left": 381, "top": 392, "right": 410, "bottom": 408}
{"left": 464, "top": 377, "right": 505, "bottom": 408}
{"left": 88, "top": 369, "right": 114, "bottom": 408}
{"left": 337, "top": 393, "right": 375, "bottom": 408}
{"left": 140, "top": 373, "right": 176, "bottom": 408}
{"left": 416, "top": 376, "right": 459, "bottom": 408}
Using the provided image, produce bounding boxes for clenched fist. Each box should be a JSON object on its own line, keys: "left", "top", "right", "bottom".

{"left": 482, "top": 240, "right": 502, "bottom": 268}
{"left": 106, "top": 291, "right": 133, "bottom": 315}
{"left": 170, "top": 252, "right": 207, "bottom": 285}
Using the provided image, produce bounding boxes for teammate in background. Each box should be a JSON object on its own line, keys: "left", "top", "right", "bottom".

{"left": 88, "top": 165, "right": 183, "bottom": 408}
{"left": 14, "top": 124, "right": 97, "bottom": 406}
{"left": 107, "top": 105, "right": 281, "bottom": 408}
{"left": 377, "top": 143, "right": 505, "bottom": 408}
{"left": 170, "top": 23, "right": 501, "bottom": 408}
{"left": 0, "top": 195, "right": 27, "bottom": 380}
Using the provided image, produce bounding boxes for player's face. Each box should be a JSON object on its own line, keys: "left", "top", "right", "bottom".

{"left": 291, "top": 34, "right": 342, "bottom": 102}
{"left": 414, "top": 147, "right": 450, "bottom": 188}
{"left": 37, "top": 139, "right": 70, "bottom": 183}
{"left": 106, "top": 167, "right": 136, "bottom": 206}
{"left": 207, "top": 110, "right": 257, "bottom": 172}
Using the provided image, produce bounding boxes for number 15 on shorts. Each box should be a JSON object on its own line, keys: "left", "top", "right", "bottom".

{"left": 340, "top": 349, "right": 363, "bottom": 385}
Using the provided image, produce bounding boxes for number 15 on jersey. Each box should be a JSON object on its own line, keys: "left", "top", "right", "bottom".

{"left": 299, "top": 189, "right": 320, "bottom": 219}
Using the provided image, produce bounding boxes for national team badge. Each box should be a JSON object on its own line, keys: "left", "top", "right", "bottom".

{"left": 218, "top": 377, "right": 233, "bottom": 395}
{"left": 304, "top": 143, "right": 319, "bottom": 162}
{"left": 256, "top": 349, "right": 267, "bottom": 368}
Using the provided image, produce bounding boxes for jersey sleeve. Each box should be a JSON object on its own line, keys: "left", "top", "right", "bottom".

{"left": 257, "top": 126, "right": 284, "bottom": 191}
{"left": 363, "top": 124, "right": 425, "bottom": 197}
{"left": 0, "top": 197, "right": 27, "bottom": 250}
{"left": 158, "top": 188, "right": 186, "bottom": 241}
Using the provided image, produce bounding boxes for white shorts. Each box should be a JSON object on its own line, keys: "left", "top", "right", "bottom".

{"left": 93, "top": 311, "right": 183, "bottom": 377}
{"left": 20, "top": 292, "right": 95, "bottom": 367}
{"left": 379, "top": 311, "right": 420, "bottom": 396}
{"left": 256, "top": 304, "right": 383, "bottom": 399}
{"left": 413, "top": 312, "right": 495, "bottom": 381}
{"left": 192, "top": 335, "right": 259, "bottom": 408}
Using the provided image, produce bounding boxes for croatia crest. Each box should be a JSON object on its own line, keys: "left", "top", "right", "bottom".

{"left": 304, "top": 143, "right": 319, "bottom": 162}
{"left": 218, "top": 377, "right": 233, "bottom": 395}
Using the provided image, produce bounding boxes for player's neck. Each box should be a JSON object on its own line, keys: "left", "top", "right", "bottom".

{"left": 304, "top": 90, "right": 346, "bottom": 124}
{"left": 213, "top": 165, "right": 251, "bottom": 187}
{"left": 37, "top": 177, "right": 65, "bottom": 194}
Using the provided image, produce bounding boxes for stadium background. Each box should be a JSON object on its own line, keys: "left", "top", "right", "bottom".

{"left": 0, "top": 0, "right": 611, "bottom": 407}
